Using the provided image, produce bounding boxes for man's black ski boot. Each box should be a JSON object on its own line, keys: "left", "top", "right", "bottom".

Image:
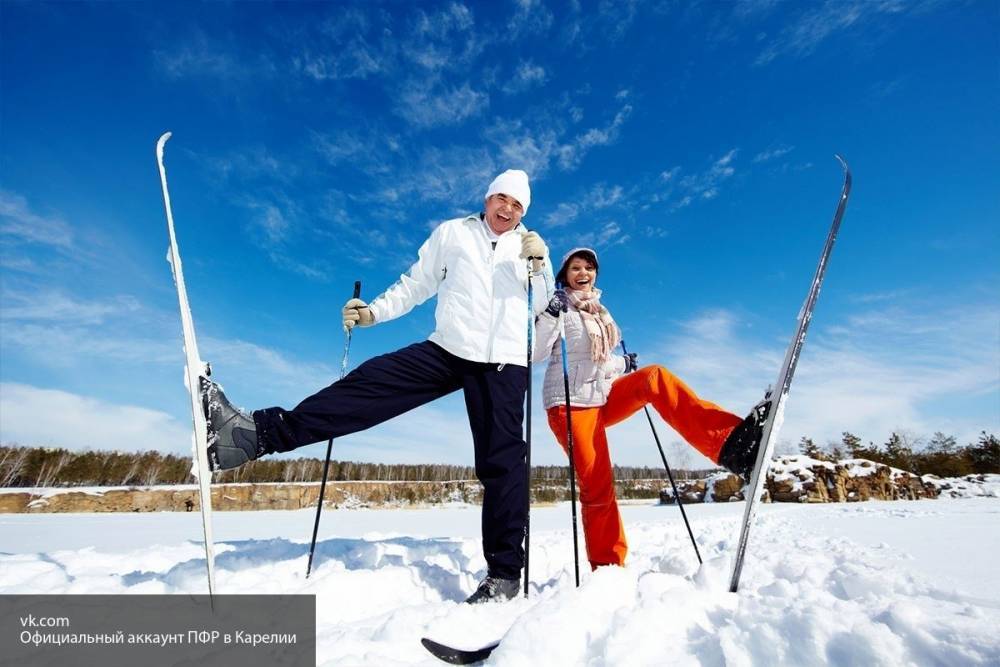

{"left": 464, "top": 575, "right": 520, "bottom": 604}
{"left": 717, "top": 399, "right": 771, "bottom": 483}
{"left": 200, "top": 378, "right": 263, "bottom": 472}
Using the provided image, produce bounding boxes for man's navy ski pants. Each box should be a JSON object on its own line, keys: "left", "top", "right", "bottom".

{"left": 253, "top": 340, "right": 528, "bottom": 580}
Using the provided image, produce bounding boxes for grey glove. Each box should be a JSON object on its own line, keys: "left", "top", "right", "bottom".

{"left": 342, "top": 298, "right": 374, "bottom": 331}
{"left": 623, "top": 352, "right": 639, "bottom": 373}
{"left": 545, "top": 288, "right": 570, "bottom": 317}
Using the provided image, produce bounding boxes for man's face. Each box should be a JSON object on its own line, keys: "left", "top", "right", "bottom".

{"left": 484, "top": 193, "right": 524, "bottom": 234}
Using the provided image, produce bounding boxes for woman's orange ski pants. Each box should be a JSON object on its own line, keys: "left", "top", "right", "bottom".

{"left": 546, "top": 365, "right": 742, "bottom": 568}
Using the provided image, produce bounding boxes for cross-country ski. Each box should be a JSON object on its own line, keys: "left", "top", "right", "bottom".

{"left": 155, "top": 131, "right": 217, "bottom": 596}
{"left": 728, "top": 155, "right": 853, "bottom": 592}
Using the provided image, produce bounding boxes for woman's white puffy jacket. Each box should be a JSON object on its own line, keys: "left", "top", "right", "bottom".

{"left": 533, "top": 306, "right": 628, "bottom": 409}
{"left": 368, "top": 215, "right": 553, "bottom": 366}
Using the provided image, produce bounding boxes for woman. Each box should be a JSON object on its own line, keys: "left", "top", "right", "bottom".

{"left": 534, "top": 248, "right": 766, "bottom": 569}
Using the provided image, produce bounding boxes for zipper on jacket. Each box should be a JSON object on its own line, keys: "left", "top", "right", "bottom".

{"left": 486, "top": 238, "right": 497, "bottom": 363}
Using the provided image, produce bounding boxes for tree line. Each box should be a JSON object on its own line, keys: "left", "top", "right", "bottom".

{"left": 0, "top": 444, "right": 712, "bottom": 488}
{"left": 797, "top": 431, "right": 999, "bottom": 476}
{"left": 2, "top": 429, "right": 995, "bottom": 489}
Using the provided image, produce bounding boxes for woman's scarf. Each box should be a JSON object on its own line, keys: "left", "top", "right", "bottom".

{"left": 565, "top": 288, "right": 620, "bottom": 362}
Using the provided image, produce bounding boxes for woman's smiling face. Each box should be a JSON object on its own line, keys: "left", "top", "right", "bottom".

{"left": 565, "top": 257, "right": 597, "bottom": 293}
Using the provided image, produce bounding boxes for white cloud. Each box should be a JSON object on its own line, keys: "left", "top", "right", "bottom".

{"left": 661, "top": 149, "right": 739, "bottom": 211}
{"left": 558, "top": 105, "right": 633, "bottom": 170}
{"left": 396, "top": 80, "right": 489, "bottom": 127}
{"left": 507, "top": 0, "right": 554, "bottom": 36}
{"left": 482, "top": 102, "right": 632, "bottom": 179}
{"left": 587, "top": 184, "right": 624, "bottom": 208}
{"left": 733, "top": 0, "right": 782, "bottom": 20}
{"left": 0, "top": 190, "right": 73, "bottom": 249}
{"left": 312, "top": 129, "right": 401, "bottom": 176}
{"left": 202, "top": 147, "right": 289, "bottom": 183}
{"left": 2, "top": 289, "right": 139, "bottom": 326}
{"left": 404, "top": 3, "right": 482, "bottom": 72}
{"left": 753, "top": 145, "right": 794, "bottom": 163}
{"left": 486, "top": 120, "right": 561, "bottom": 178}
{"left": 237, "top": 195, "right": 329, "bottom": 279}
{"left": 560, "top": 0, "right": 640, "bottom": 50}
{"left": 247, "top": 201, "right": 291, "bottom": 244}
{"left": 155, "top": 32, "right": 271, "bottom": 81}
{"left": 599, "top": 0, "right": 641, "bottom": 41}
{"left": 544, "top": 183, "right": 623, "bottom": 228}
{"left": 504, "top": 60, "right": 548, "bottom": 94}
{"left": 200, "top": 337, "right": 338, "bottom": 400}
{"left": 0, "top": 288, "right": 179, "bottom": 369}
{"left": 372, "top": 145, "right": 497, "bottom": 208}
{"left": 575, "top": 221, "right": 630, "bottom": 250}
{"left": 0, "top": 383, "right": 192, "bottom": 455}
{"left": 545, "top": 203, "right": 580, "bottom": 228}
{"left": 651, "top": 302, "right": 1000, "bottom": 452}
{"left": 320, "top": 7, "right": 370, "bottom": 36}
{"left": 754, "top": 0, "right": 910, "bottom": 66}
{"left": 297, "top": 40, "right": 384, "bottom": 81}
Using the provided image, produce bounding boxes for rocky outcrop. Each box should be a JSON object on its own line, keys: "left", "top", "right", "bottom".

{"left": 1, "top": 459, "right": 975, "bottom": 513}
{"left": 659, "top": 457, "right": 941, "bottom": 505}
{"left": 0, "top": 480, "right": 485, "bottom": 513}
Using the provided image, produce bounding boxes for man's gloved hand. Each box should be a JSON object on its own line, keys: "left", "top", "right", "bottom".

{"left": 544, "top": 288, "right": 570, "bottom": 317}
{"left": 342, "top": 298, "right": 374, "bottom": 331}
{"left": 520, "top": 231, "right": 548, "bottom": 274}
{"left": 623, "top": 352, "right": 639, "bottom": 374}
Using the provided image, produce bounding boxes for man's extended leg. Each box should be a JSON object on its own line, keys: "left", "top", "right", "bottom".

{"left": 462, "top": 362, "right": 528, "bottom": 600}
{"left": 253, "top": 341, "right": 464, "bottom": 455}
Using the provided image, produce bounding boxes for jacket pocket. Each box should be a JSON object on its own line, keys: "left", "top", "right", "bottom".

{"left": 567, "top": 362, "right": 584, "bottom": 393}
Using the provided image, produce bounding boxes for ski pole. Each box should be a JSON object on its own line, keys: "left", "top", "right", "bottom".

{"left": 306, "top": 280, "right": 361, "bottom": 578}
{"left": 557, "top": 288, "right": 581, "bottom": 587}
{"left": 620, "top": 340, "right": 702, "bottom": 565}
{"left": 524, "top": 260, "right": 534, "bottom": 598}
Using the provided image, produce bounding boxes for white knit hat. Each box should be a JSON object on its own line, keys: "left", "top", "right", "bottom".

{"left": 485, "top": 169, "right": 531, "bottom": 216}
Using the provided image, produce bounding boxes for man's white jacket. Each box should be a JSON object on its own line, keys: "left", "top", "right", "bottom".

{"left": 368, "top": 215, "right": 554, "bottom": 367}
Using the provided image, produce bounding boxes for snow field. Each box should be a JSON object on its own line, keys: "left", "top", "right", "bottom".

{"left": 1, "top": 499, "right": 998, "bottom": 665}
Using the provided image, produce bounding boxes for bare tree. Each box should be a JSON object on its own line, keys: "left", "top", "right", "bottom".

{"left": 122, "top": 458, "right": 142, "bottom": 486}
{"left": 35, "top": 451, "right": 72, "bottom": 488}
{"left": 142, "top": 462, "right": 162, "bottom": 487}
{"left": 0, "top": 447, "right": 31, "bottom": 487}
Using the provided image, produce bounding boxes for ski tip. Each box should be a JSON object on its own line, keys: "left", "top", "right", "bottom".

{"left": 421, "top": 637, "right": 501, "bottom": 665}
{"left": 833, "top": 153, "right": 849, "bottom": 172}
{"left": 156, "top": 131, "right": 172, "bottom": 155}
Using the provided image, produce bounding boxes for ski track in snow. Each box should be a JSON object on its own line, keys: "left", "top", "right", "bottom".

{"left": 1, "top": 500, "right": 998, "bottom": 666}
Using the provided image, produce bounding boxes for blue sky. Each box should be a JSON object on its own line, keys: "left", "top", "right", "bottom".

{"left": 1, "top": 0, "right": 997, "bottom": 468}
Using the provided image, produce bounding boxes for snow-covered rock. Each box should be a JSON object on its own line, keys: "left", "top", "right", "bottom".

{"left": 661, "top": 457, "right": 953, "bottom": 504}
{"left": 921, "top": 473, "right": 1000, "bottom": 498}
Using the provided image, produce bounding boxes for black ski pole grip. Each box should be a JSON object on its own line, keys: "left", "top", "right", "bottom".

{"left": 353, "top": 281, "right": 361, "bottom": 299}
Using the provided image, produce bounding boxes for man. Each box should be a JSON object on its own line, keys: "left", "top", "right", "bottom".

{"left": 201, "top": 169, "right": 553, "bottom": 603}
